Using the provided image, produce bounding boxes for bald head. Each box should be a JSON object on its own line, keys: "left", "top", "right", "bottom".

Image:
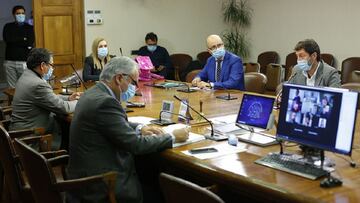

{"left": 206, "top": 35, "right": 224, "bottom": 53}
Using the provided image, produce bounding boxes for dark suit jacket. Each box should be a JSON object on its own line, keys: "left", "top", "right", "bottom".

{"left": 197, "top": 51, "right": 245, "bottom": 90}
{"left": 67, "top": 83, "right": 173, "bottom": 203}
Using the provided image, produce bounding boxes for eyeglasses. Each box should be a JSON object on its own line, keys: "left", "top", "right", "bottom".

{"left": 46, "top": 63, "right": 55, "bottom": 68}
{"left": 208, "top": 43, "right": 224, "bottom": 52}
{"left": 122, "top": 74, "right": 138, "bottom": 88}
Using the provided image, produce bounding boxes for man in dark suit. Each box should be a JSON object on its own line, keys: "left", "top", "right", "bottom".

{"left": 192, "top": 34, "right": 245, "bottom": 90}
{"left": 67, "top": 56, "right": 188, "bottom": 203}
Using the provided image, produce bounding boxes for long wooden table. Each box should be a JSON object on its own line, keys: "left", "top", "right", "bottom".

{"left": 5, "top": 80, "right": 360, "bottom": 202}
{"left": 126, "top": 81, "right": 360, "bottom": 203}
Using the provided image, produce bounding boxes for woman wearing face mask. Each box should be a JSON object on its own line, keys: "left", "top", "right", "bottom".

{"left": 83, "top": 37, "right": 114, "bottom": 82}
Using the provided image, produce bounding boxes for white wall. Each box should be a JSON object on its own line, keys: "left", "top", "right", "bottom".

{"left": 84, "top": 0, "right": 360, "bottom": 69}
{"left": 249, "top": 0, "right": 360, "bottom": 69}
{"left": 84, "top": 0, "right": 228, "bottom": 59}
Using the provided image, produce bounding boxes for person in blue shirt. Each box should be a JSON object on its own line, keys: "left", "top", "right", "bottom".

{"left": 137, "top": 32, "right": 173, "bottom": 79}
{"left": 192, "top": 34, "right": 244, "bottom": 90}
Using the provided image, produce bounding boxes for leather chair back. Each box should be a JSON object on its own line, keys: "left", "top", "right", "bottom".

{"left": 341, "top": 57, "right": 360, "bottom": 84}
{"left": 159, "top": 173, "right": 224, "bottom": 203}
{"left": 170, "top": 54, "right": 193, "bottom": 81}
{"left": 265, "top": 63, "right": 284, "bottom": 91}
{"left": 243, "top": 62, "right": 260, "bottom": 73}
{"left": 321, "top": 53, "right": 335, "bottom": 67}
{"left": 196, "top": 51, "right": 211, "bottom": 66}
{"left": 185, "top": 69, "right": 201, "bottom": 83}
{"left": 244, "top": 72, "right": 267, "bottom": 94}
{"left": 284, "top": 52, "right": 297, "bottom": 81}
{"left": 257, "top": 51, "right": 279, "bottom": 74}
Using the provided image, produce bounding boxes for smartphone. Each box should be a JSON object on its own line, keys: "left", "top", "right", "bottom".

{"left": 126, "top": 102, "right": 145, "bottom": 108}
{"left": 189, "top": 147, "right": 218, "bottom": 154}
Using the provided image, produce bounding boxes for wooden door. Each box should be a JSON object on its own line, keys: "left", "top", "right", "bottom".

{"left": 33, "top": 0, "right": 84, "bottom": 78}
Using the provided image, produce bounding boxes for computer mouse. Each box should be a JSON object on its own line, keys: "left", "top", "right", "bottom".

{"left": 320, "top": 177, "right": 342, "bottom": 188}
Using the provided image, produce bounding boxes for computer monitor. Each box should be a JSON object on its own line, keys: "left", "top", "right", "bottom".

{"left": 277, "top": 84, "right": 358, "bottom": 155}
{"left": 236, "top": 94, "right": 275, "bottom": 130}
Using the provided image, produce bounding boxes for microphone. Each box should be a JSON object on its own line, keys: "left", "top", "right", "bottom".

{"left": 275, "top": 72, "right": 297, "bottom": 108}
{"left": 119, "top": 47, "right": 123, "bottom": 56}
{"left": 173, "top": 95, "right": 227, "bottom": 141}
{"left": 70, "top": 64, "right": 88, "bottom": 90}
{"left": 215, "top": 89, "right": 237, "bottom": 100}
{"left": 177, "top": 82, "right": 197, "bottom": 93}
{"left": 150, "top": 110, "right": 189, "bottom": 126}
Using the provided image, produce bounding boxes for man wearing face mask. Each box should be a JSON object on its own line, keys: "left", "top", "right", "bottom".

{"left": 287, "top": 39, "right": 341, "bottom": 87}
{"left": 67, "top": 56, "right": 189, "bottom": 203}
{"left": 192, "top": 34, "right": 245, "bottom": 90}
{"left": 137, "top": 32, "right": 173, "bottom": 79}
{"left": 10, "top": 48, "right": 81, "bottom": 149}
{"left": 2, "top": 5, "right": 34, "bottom": 88}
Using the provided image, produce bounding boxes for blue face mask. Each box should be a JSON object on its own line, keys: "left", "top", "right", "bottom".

{"left": 97, "top": 47, "right": 108, "bottom": 59}
{"left": 147, "top": 45, "right": 157, "bottom": 52}
{"left": 296, "top": 59, "right": 312, "bottom": 72}
{"left": 15, "top": 14, "right": 26, "bottom": 23}
{"left": 121, "top": 84, "right": 136, "bottom": 102}
{"left": 43, "top": 67, "right": 53, "bottom": 81}
{"left": 211, "top": 47, "right": 226, "bottom": 59}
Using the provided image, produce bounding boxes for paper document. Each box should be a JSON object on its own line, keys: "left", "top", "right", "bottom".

{"left": 182, "top": 143, "right": 246, "bottom": 160}
{"left": 163, "top": 124, "right": 205, "bottom": 147}
{"left": 128, "top": 116, "right": 155, "bottom": 125}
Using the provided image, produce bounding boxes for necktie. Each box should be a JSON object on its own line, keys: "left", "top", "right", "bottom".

{"left": 216, "top": 59, "right": 222, "bottom": 82}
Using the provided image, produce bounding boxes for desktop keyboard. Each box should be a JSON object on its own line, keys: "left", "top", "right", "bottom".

{"left": 255, "top": 153, "right": 329, "bottom": 180}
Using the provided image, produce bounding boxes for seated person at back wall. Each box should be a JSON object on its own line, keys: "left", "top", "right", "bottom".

{"left": 83, "top": 37, "right": 114, "bottom": 82}
{"left": 137, "top": 32, "right": 174, "bottom": 79}
{"left": 192, "top": 34, "right": 245, "bottom": 90}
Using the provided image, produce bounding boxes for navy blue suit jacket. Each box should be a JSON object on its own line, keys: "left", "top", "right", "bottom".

{"left": 197, "top": 51, "right": 244, "bottom": 90}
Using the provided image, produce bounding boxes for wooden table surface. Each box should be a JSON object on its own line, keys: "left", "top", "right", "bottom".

{"left": 126, "top": 81, "right": 360, "bottom": 203}
{"left": 5, "top": 80, "right": 360, "bottom": 202}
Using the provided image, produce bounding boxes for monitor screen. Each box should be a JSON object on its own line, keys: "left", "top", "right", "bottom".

{"left": 277, "top": 84, "right": 358, "bottom": 155}
{"left": 236, "top": 94, "right": 275, "bottom": 129}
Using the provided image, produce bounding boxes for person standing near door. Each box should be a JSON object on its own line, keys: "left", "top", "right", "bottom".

{"left": 3, "top": 5, "right": 34, "bottom": 88}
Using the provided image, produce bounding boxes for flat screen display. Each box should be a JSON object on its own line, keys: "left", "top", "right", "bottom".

{"left": 277, "top": 84, "right": 358, "bottom": 155}
{"left": 236, "top": 94, "right": 275, "bottom": 129}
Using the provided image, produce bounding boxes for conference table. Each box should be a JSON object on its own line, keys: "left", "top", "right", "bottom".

{"left": 5, "top": 80, "right": 360, "bottom": 202}
{"left": 123, "top": 81, "right": 360, "bottom": 203}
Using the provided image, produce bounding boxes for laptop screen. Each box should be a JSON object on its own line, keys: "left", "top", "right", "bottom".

{"left": 236, "top": 94, "right": 275, "bottom": 129}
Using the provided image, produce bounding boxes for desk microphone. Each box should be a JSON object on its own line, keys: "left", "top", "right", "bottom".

{"left": 150, "top": 110, "right": 189, "bottom": 126}
{"left": 177, "top": 82, "right": 197, "bottom": 93}
{"left": 216, "top": 89, "right": 237, "bottom": 100}
{"left": 71, "top": 64, "right": 88, "bottom": 90}
{"left": 173, "top": 95, "right": 227, "bottom": 141}
{"left": 275, "top": 72, "right": 297, "bottom": 108}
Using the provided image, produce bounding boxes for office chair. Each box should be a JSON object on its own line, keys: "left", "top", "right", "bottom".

{"left": 14, "top": 138, "right": 118, "bottom": 203}
{"left": 244, "top": 72, "right": 268, "bottom": 94}
{"left": 170, "top": 54, "right": 193, "bottom": 81}
{"left": 257, "top": 51, "right": 279, "bottom": 74}
{"left": 321, "top": 53, "right": 335, "bottom": 67}
{"left": 243, "top": 62, "right": 260, "bottom": 73}
{"left": 159, "top": 173, "right": 224, "bottom": 203}
{"left": 341, "top": 57, "right": 360, "bottom": 84}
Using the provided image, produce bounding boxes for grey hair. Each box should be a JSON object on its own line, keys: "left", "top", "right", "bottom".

{"left": 100, "top": 56, "right": 138, "bottom": 82}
